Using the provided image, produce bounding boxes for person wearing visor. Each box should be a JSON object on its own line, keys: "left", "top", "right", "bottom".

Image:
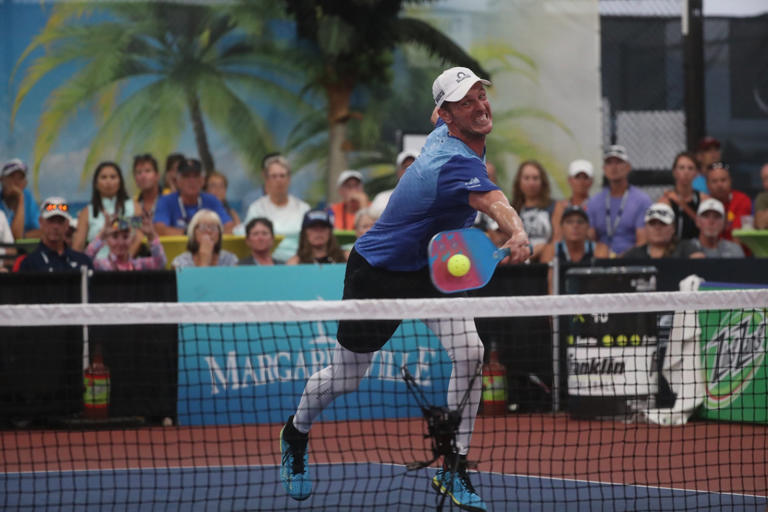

{"left": 622, "top": 203, "right": 682, "bottom": 259}
{"left": 551, "top": 159, "right": 594, "bottom": 242}
{"left": 85, "top": 215, "right": 166, "bottom": 271}
{"left": 17, "top": 197, "right": 92, "bottom": 272}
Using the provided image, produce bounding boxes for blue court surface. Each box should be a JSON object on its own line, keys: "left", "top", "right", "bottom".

{"left": 3, "top": 462, "right": 766, "bottom": 511}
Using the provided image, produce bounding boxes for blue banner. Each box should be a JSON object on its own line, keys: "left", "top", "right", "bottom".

{"left": 176, "top": 266, "right": 450, "bottom": 426}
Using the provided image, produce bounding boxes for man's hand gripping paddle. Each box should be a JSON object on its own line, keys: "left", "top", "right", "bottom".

{"left": 428, "top": 228, "right": 510, "bottom": 293}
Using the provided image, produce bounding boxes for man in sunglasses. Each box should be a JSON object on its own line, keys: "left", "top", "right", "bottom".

{"left": 17, "top": 197, "right": 93, "bottom": 272}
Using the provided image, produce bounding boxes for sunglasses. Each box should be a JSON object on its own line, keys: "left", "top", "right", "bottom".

{"left": 196, "top": 223, "right": 219, "bottom": 233}
{"left": 707, "top": 162, "right": 729, "bottom": 171}
{"left": 646, "top": 209, "right": 674, "bottom": 222}
{"left": 43, "top": 202, "right": 69, "bottom": 212}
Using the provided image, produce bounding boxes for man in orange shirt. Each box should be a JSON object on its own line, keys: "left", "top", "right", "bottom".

{"left": 329, "top": 170, "right": 369, "bottom": 230}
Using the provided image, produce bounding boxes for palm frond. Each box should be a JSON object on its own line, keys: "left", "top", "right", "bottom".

{"left": 197, "top": 75, "right": 277, "bottom": 173}
{"left": 393, "top": 17, "right": 489, "bottom": 77}
{"left": 80, "top": 79, "right": 186, "bottom": 185}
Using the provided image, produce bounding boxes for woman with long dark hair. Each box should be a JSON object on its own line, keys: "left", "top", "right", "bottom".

{"left": 510, "top": 160, "right": 554, "bottom": 262}
{"left": 286, "top": 210, "right": 346, "bottom": 265}
{"left": 72, "top": 161, "right": 134, "bottom": 254}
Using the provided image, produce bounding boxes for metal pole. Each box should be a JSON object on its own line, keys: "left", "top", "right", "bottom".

{"left": 551, "top": 257, "right": 560, "bottom": 413}
{"left": 683, "top": 0, "right": 706, "bottom": 151}
{"left": 81, "top": 265, "right": 90, "bottom": 371}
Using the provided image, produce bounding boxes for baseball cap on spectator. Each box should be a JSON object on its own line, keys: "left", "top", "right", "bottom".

{"left": 177, "top": 158, "right": 202, "bottom": 175}
{"left": 644, "top": 203, "right": 675, "bottom": 225}
{"left": 336, "top": 170, "right": 363, "bottom": 187}
{"left": 1, "top": 158, "right": 27, "bottom": 178}
{"left": 697, "top": 198, "right": 725, "bottom": 217}
{"left": 40, "top": 197, "right": 72, "bottom": 222}
{"left": 302, "top": 209, "right": 334, "bottom": 229}
{"left": 603, "top": 145, "right": 629, "bottom": 163}
{"left": 568, "top": 159, "right": 594, "bottom": 178}
{"left": 396, "top": 151, "right": 418, "bottom": 168}
{"left": 697, "top": 136, "right": 721, "bottom": 151}
{"left": 108, "top": 217, "right": 131, "bottom": 232}
{"left": 560, "top": 204, "right": 589, "bottom": 223}
{"left": 432, "top": 67, "right": 491, "bottom": 108}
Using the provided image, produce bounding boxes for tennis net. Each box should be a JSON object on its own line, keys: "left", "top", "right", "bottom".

{"left": 0, "top": 289, "right": 766, "bottom": 511}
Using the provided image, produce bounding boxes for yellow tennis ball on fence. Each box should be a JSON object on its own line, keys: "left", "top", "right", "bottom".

{"left": 447, "top": 254, "right": 471, "bottom": 277}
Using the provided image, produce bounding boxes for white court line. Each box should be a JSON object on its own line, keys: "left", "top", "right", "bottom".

{"left": 3, "top": 461, "right": 766, "bottom": 501}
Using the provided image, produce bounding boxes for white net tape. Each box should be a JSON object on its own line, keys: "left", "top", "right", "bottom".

{"left": 1, "top": 289, "right": 766, "bottom": 326}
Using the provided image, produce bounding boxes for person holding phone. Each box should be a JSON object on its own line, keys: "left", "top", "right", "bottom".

{"left": 85, "top": 213, "right": 166, "bottom": 271}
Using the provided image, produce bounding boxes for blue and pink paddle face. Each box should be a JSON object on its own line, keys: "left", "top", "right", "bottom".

{"left": 428, "top": 228, "right": 509, "bottom": 293}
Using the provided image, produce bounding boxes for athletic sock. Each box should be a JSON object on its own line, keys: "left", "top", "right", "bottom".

{"left": 283, "top": 415, "right": 308, "bottom": 447}
{"left": 444, "top": 453, "right": 467, "bottom": 472}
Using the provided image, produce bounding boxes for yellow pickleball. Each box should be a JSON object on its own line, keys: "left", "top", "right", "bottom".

{"left": 447, "top": 254, "right": 471, "bottom": 277}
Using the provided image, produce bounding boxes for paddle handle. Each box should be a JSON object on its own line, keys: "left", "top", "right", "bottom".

{"left": 493, "top": 247, "right": 510, "bottom": 261}
{"left": 493, "top": 243, "right": 533, "bottom": 262}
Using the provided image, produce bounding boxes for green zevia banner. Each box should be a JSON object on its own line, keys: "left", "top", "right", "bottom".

{"left": 699, "top": 308, "right": 767, "bottom": 423}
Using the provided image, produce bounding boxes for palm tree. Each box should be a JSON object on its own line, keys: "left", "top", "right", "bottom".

{"left": 11, "top": 2, "right": 308, "bottom": 190}
{"left": 281, "top": 0, "right": 488, "bottom": 202}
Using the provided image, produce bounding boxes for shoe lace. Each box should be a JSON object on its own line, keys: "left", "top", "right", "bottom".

{"left": 456, "top": 468, "right": 477, "bottom": 494}
{"left": 287, "top": 445, "right": 306, "bottom": 475}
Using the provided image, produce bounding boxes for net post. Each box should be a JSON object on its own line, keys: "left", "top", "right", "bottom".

{"left": 80, "top": 265, "right": 90, "bottom": 371}
{"left": 550, "top": 258, "right": 560, "bottom": 413}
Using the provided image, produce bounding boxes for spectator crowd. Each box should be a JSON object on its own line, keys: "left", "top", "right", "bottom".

{"left": 1, "top": 134, "right": 766, "bottom": 278}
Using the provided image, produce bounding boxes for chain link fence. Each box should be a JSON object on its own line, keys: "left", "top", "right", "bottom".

{"left": 599, "top": 0, "right": 768, "bottom": 198}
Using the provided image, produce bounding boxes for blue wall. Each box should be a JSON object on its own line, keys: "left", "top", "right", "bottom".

{"left": 175, "top": 265, "right": 451, "bottom": 425}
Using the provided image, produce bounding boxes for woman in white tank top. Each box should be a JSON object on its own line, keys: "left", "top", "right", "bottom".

{"left": 72, "top": 161, "right": 135, "bottom": 257}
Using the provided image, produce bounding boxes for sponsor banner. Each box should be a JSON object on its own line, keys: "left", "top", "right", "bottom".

{"left": 699, "top": 308, "right": 767, "bottom": 423}
{"left": 567, "top": 346, "right": 656, "bottom": 397}
{"left": 176, "top": 266, "right": 451, "bottom": 426}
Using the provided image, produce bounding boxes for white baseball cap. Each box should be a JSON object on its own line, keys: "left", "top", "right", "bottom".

{"left": 568, "top": 159, "right": 594, "bottom": 178}
{"left": 432, "top": 67, "right": 491, "bottom": 108}
{"left": 697, "top": 198, "right": 725, "bottom": 217}
{"left": 336, "top": 169, "right": 363, "bottom": 187}
{"left": 40, "top": 196, "right": 73, "bottom": 222}
{"left": 396, "top": 151, "right": 418, "bottom": 168}
{"left": 604, "top": 144, "right": 630, "bottom": 163}
{"left": 1, "top": 158, "right": 27, "bottom": 178}
{"left": 644, "top": 203, "right": 675, "bottom": 225}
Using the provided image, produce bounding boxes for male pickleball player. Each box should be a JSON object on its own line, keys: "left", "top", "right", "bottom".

{"left": 279, "top": 67, "right": 531, "bottom": 511}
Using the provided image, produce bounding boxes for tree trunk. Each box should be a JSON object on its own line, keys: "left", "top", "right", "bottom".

{"left": 325, "top": 79, "right": 354, "bottom": 203}
{"left": 187, "top": 90, "right": 215, "bottom": 175}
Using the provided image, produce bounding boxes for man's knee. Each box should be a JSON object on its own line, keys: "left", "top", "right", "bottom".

{"left": 331, "top": 367, "right": 365, "bottom": 394}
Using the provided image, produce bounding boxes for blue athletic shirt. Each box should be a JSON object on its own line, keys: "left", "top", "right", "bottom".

{"left": 154, "top": 191, "right": 232, "bottom": 231}
{"left": 355, "top": 123, "right": 499, "bottom": 271}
